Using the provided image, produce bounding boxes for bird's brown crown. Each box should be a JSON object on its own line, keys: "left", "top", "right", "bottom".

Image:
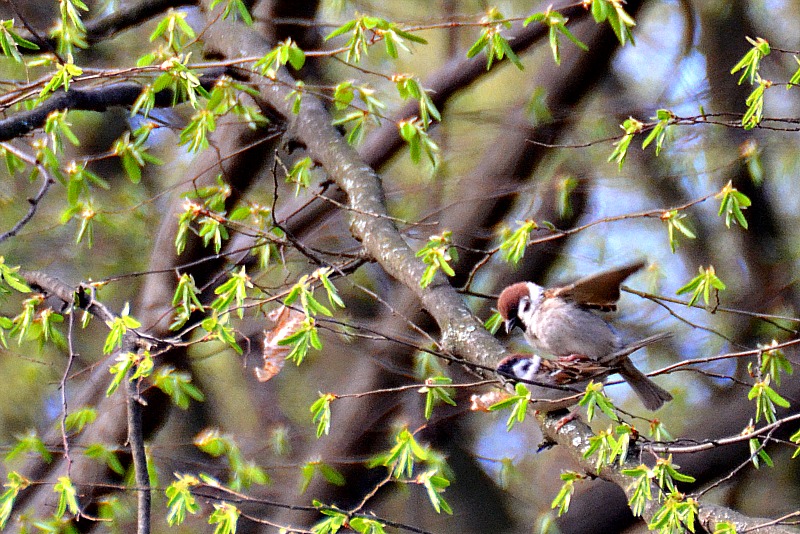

{"left": 497, "top": 282, "right": 530, "bottom": 320}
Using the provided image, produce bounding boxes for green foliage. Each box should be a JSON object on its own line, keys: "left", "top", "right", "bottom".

{"left": 557, "top": 175, "right": 578, "bottom": 219}
{"left": 791, "top": 427, "right": 800, "bottom": 458}
{"left": 649, "top": 419, "right": 673, "bottom": 442}
{"left": 300, "top": 459, "right": 346, "bottom": 493}
{"left": 152, "top": 54, "right": 209, "bottom": 109}
{"left": 714, "top": 522, "right": 738, "bottom": 534}
{"left": 484, "top": 310, "right": 503, "bottom": 334}
{"left": 287, "top": 156, "right": 315, "bottom": 195}
{"left": 106, "top": 352, "right": 136, "bottom": 397}
{"left": 85, "top": 443, "right": 125, "bottom": 475}
{"left": 0, "top": 257, "right": 30, "bottom": 295}
{"left": 742, "top": 78, "right": 770, "bottom": 130}
{"left": 152, "top": 366, "right": 205, "bottom": 409}
{"left": 608, "top": 117, "right": 643, "bottom": 170}
{"left": 5, "top": 430, "right": 52, "bottom": 463}
{"left": 642, "top": 109, "right": 674, "bottom": 156}
{"left": 180, "top": 108, "right": 217, "bottom": 153}
{"left": 398, "top": 118, "right": 439, "bottom": 169}
{"left": 254, "top": 38, "right": 306, "bottom": 77}
{"left": 195, "top": 429, "right": 270, "bottom": 490}
{"left": 748, "top": 375, "right": 789, "bottom": 424}
{"left": 325, "top": 15, "right": 426, "bottom": 63}
{"left": 0, "top": 19, "right": 39, "bottom": 63}
{"left": 623, "top": 457, "right": 696, "bottom": 522}
{"left": 112, "top": 129, "right": 163, "bottom": 184}
{"left": 165, "top": 474, "right": 200, "bottom": 526}
{"left": 150, "top": 9, "right": 196, "bottom": 52}
{"left": 661, "top": 210, "right": 696, "bottom": 253}
{"left": 103, "top": 302, "right": 141, "bottom": 354}
{"left": 489, "top": 382, "right": 531, "bottom": 431}
{"left": 499, "top": 219, "right": 538, "bottom": 264}
{"left": 418, "top": 469, "right": 453, "bottom": 514}
{"left": 578, "top": 381, "right": 618, "bottom": 422}
{"left": 622, "top": 464, "right": 653, "bottom": 517}
{"left": 44, "top": 111, "right": 80, "bottom": 158}
{"left": 170, "top": 273, "right": 204, "bottom": 330}
{"left": 369, "top": 428, "right": 428, "bottom": 479}
{"left": 211, "top": 266, "right": 253, "bottom": 320}
{"left": 716, "top": 181, "right": 751, "bottom": 229}
{"left": 65, "top": 160, "right": 109, "bottom": 205}
{"left": 312, "top": 503, "right": 348, "bottom": 534}
{"left": 39, "top": 58, "right": 83, "bottom": 100}
{"left": 332, "top": 83, "right": 386, "bottom": 145}
{"left": 676, "top": 265, "right": 726, "bottom": 307}
{"left": 349, "top": 516, "right": 388, "bottom": 534}
{"left": 311, "top": 393, "right": 336, "bottom": 437}
{"left": 0, "top": 472, "right": 29, "bottom": 528}
{"left": 748, "top": 433, "right": 774, "bottom": 469}
{"left": 53, "top": 0, "right": 88, "bottom": 55}
{"left": 53, "top": 476, "right": 80, "bottom": 518}
{"left": 419, "top": 376, "right": 457, "bottom": 419}
{"left": 201, "top": 312, "right": 243, "bottom": 354}
{"left": 466, "top": 8, "right": 523, "bottom": 70}
{"left": 288, "top": 80, "right": 305, "bottom": 114}
{"left": 654, "top": 455, "right": 696, "bottom": 492}
{"left": 731, "top": 36, "right": 770, "bottom": 85}
{"left": 393, "top": 75, "right": 441, "bottom": 128}
{"left": 788, "top": 56, "right": 800, "bottom": 89}
{"left": 210, "top": 0, "right": 253, "bottom": 25}
{"left": 524, "top": 8, "right": 588, "bottom": 65}
{"left": 416, "top": 231, "right": 457, "bottom": 288}
{"left": 583, "top": 426, "right": 625, "bottom": 471}
{"left": 209, "top": 502, "right": 240, "bottom": 534}
{"left": 759, "top": 340, "right": 793, "bottom": 386}
{"left": 740, "top": 139, "right": 764, "bottom": 185}
{"left": 648, "top": 491, "right": 698, "bottom": 534}
{"left": 551, "top": 471, "right": 583, "bottom": 517}
{"left": 60, "top": 200, "right": 103, "bottom": 247}
{"left": 64, "top": 407, "right": 97, "bottom": 433}
{"left": 589, "top": 0, "right": 636, "bottom": 45}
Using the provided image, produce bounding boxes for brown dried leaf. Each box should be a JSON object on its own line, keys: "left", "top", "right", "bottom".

{"left": 256, "top": 306, "right": 305, "bottom": 382}
{"left": 470, "top": 390, "right": 510, "bottom": 412}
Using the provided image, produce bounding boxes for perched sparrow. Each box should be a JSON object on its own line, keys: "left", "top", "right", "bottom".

{"left": 496, "top": 262, "right": 672, "bottom": 410}
{"left": 495, "top": 334, "right": 671, "bottom": 412}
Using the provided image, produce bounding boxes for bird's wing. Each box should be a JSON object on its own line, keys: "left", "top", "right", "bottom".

{"left": 545, "top": 261, "right": 646, "bottom": 310}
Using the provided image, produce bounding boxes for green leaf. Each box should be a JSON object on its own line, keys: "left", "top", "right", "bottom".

{"left": 209, "top": 502, "right": 240, "bottom": 534}
{"left": 165, "top": 474, "right": 200, "bottom": 526}
{"left": 415, "top": 231, "right": 456, "bottom": 288}
{"left": 53, "top": 476, "right": 79, "bottom": 518}
{"left": 716, "top": 180, "right": 751, "bottom": 229}
{"left": 311, "top": 393, "right": 335, "bottom": 437}
{"left": 676, "top": 265, "right": 726, "bottom": 307}
{"left": 64, "top": 407, "right": 97, "bottom": 433}
{"left": 499, "top": 219, "right": 538, "bottom": 264}
{"left": 730, "top": 36, "right": 770, "bottom": 85}
{"left": 608, "top": 117, "right": 643, "bottom": 170}
{"left": 0, "top": 472, "right": 29, "bottom": 529}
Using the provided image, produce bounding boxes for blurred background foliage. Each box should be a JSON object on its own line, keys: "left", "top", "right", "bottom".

{"left": 0, "top": 0, "right": 800, "bottom": 532}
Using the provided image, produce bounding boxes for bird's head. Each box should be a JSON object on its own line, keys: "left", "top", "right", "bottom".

{"left": 496, "top": 353, "right": 542, "bottom": 382}
{"left": 497, "top": 282, "right": 543, "bottom": 334}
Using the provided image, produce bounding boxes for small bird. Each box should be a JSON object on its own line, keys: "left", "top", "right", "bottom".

{"left": 496, "top": 262, "right": 672, "bottom": 410}
{"left": 496, "top": 334, "right": 671, "bottom": 412}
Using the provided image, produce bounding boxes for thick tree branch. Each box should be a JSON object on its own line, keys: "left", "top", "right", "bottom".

{"left": 536, "top": 412, "right": 799, "bottom": 534}
{"left": 0, "top": 71, "right": 224, "bottom": 142}
{"left": 201, "top": 3, "right": 506, "bottom": 372}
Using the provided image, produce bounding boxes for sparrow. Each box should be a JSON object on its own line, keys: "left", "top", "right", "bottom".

{"left": 496, "top": 261, "right": 672, "bottom": 410}
{"left": 495, "top": 334, "right": 671, "bottom": 412}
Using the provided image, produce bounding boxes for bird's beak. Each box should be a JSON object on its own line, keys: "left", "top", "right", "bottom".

{"left": 504, "top": 317, "right": 520, "bottom": 334}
